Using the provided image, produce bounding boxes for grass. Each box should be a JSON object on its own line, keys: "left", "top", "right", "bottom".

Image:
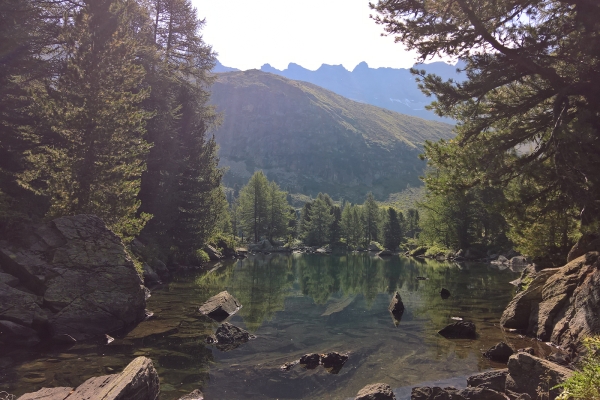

{"left": 555, "top": 336, "right": 600, "bottom": 400}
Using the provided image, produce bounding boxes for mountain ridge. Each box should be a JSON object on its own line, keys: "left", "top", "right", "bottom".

{"left": 209, "top": 70, "right": 455, "bottom": 202}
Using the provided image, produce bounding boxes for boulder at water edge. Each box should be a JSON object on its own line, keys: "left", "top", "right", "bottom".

{"left": 0, "top": 215, "right": 146, "bottom": 344}
{"left": 198, "top": 291, "right": 242, "bottom": 322}
{"left": 438, "top": 321, "right": 477, "bottom": 339}
{"left": 501, "top": 252, "right": 600, "bottom": 354}
{"left": 356, "top": 383, "right": 396, "bottom": 400}
{"left": 18, "top": 356, "right": 159, "bottom": 400}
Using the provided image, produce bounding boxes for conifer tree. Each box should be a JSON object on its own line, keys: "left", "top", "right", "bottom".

{"left": 20, "top": 0, "right": 152, "bottom": 241}
{"left": 383, "top": 207, "right": 403, "bottom": 250}
{"left": 363, "top": 193, "right": 380, "bottom": 242}
{"left": 238, "top": 171, "right": 269, "bottom": 242}
{"left": 305, "top": 194, "right": 334, "bottom": 246}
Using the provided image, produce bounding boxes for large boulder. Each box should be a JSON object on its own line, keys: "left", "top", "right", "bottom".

{"left": 467, "top": 369, "right": 508, "bottom": 393}
{"left": 388, "top": 291, "right": 405, "bottom": 317}
{"left": 0, "top": 215, "right": 146, "bottom": 343}
{"left": 198, "top": 291, "right": 242, "bottom": 322}
{"left": 501, "top": 252, "right": 600, "bottom": 354}
{"left": 484, "top": 342, "right": 515, "bottom": 363}
{"left": 411, "top": 386, "right": 506, "bottom": 400}
{"left": 356, "top": 383, "right": 396, "bottom": 400}
{"left": 207, "top": 322, "right": 254, "bottom": 351}
{"left": 18, "top": 356, "right": 159, "bottom": 400}
{"left": 505, "top": 353, "right": 572, "bottom": 400}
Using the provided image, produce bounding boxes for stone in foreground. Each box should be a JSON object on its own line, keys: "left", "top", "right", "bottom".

{"left": 18, "top": 356, "right": 159, "bottom": 400}
{"left": 484, "top": 341, "right": 515, "bottom": 363}
{"left": 198, "top": 291, "right": 242, "bottom": 322}
{"left": 411, "top": 386, "right": 506, "bottom": 400}
{"left": 505, "top": 352, "right": 572, "bottom": 400}
{"left": 178, "top": 389, "right": 204, "bottom": 400}
{"left": 467, "top": 369, "right": 508, "bottom": 393}
{"left": 356, "top": 383, "right": 396, "bottom": 400}
{"left": 438, "top": 321, "right": 476, "bottom": 339}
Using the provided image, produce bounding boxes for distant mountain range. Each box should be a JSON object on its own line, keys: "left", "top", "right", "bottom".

{"left": 213, "top": 60, "right": 464, "bottom": 122}
{"left": 209, "top": 70, "right": 455, "bottom": 203}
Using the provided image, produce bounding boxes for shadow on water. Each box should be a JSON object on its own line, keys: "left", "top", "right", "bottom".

{"left": 1, "top": 254, "right": 538, "bottom": 399}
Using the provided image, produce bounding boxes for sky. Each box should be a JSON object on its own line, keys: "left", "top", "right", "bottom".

{"left": 190, "top": 0, "right": 422, "bottom": 72}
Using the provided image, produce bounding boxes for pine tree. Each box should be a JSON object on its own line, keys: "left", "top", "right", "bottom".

{"left": 305, "top": 195, "right": 334, "bottom": 246}
{"left": 266, "top": 181, "right": 290, "bottom": 241}
{"left": 20, "top": 0, "right": 152, "bottom": 241}
{"left": 363, "top": 193, "right": 380, "bottom": 242}
{"left": 383, "top": 207, "right": 403, "bottom": 250}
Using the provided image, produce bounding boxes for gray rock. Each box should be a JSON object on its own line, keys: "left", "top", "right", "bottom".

{"left": 467, "top": 369, "right": 508, "bottom": 392}
{"left": 566, "top": 232, "right": 600, "bottom": 262}
{"left": 509, "top": 256, "right": 528, "bottom": 265}
{"left": 0, "top": 215, "right": 146, "bottom": 342}
{"left": 142, "top": 263, "right": 161, "bottom": 285}
{"left": 299, "top": 353, "right": 321, "bottom": 369}
{"left": 438, "top": 321, "right": 476, "bottom": 339}
{"left": 198, "top": 291, "right": 242, "bottom": 322}
{"left": 411, "top": 386, "right": 456, "bottom": 399}
{"left": 501, "top": 252, "right": 600, "bottom": 354}
{"left": 0, "top": 320, "right": 40, "bottom": 347}
{"left": 203, "top": 244, "right": 223, "bottom": 261}
{"left": 388, "top": 291, "right": 404, "bottom": 317}
{"left": 18, "top": 387, "right": 74, "bottom": 400}
{"left": 178, "top": 390, "right": 204, "bottom": 400}
{"left": 496, "top": 255, "right": 509, "bottom": 264}
{"left": 320, "top": 352, "right": 348, "bottom": 373}
{"left": 484, "top": 342, "right": 515, "bottom": 363}
{"left": 0, "top": 282, "right": 46, "bottom": 328}
{"left": 505, "top": 352, "right": 572, "bottom": 400}
{"left": 208, "top": 322, "right": 253, "bottom": 351}
{"left": 356, "top": 383, "right": 396, "bottom": 400}
{"left": 0, "top": 272, "right": 19, "bottom": 287}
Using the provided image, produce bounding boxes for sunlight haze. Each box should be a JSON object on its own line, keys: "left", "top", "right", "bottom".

{"left": 192, "top": 0, "right": 419, "bottom": 71}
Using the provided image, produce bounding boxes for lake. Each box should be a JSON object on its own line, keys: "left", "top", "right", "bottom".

{"left": 1, "top": 253, "right": 540, "bottom": 399}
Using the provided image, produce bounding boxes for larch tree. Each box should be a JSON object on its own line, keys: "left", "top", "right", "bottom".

{"left": 383, "top": 207, "right": 403, "bottom": 251}
{"left": 238, "top": 171, "right": 269, "bottom": 242}
{"left": 20, "top": 0, "right": 152, "bottom": 241}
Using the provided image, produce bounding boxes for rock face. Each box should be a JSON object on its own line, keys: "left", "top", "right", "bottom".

{"left": 0, "top": 215, "right": 146, "bottom": 343}
{"left": 356, "top": 383, "right": 396, "bottom": 400}
{"left": 18, "top": 356, "right": 159, "bottom": 400}
{"left": 438, "top": 321, "right": 477, "bottom": 339}
{"left": 198, "top": 291, "right": 242, "bottom": 322}
{"left": 505, "top": 353, "right": 572, "bottom": 400}
{"left": 501, "top": 252, "right": 600, "bottom": 354}
{"left": 484, "top": 342, "right": 515, "bottom": 363}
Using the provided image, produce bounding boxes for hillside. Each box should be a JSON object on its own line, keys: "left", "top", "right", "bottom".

{"left": 215, "top": 60, "right": 464, "bottom": 122}
{"left": 210, "top": 70, "right": 454, "bottom": 202}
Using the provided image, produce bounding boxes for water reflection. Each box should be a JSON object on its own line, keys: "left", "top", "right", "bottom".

{"left": 2, "top": 254, "right": 533, "bottom": 400}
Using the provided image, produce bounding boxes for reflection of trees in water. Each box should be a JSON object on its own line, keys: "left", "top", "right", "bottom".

{"left": 195, "top": 254, "right": 516, "bottom": 334}
{"left": 196, "top": 256, "right": 294, "bottom": 332}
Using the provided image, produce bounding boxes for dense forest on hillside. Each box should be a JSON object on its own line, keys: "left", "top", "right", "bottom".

{"left": 0, "top": 0, "right": 227, "bottom": 263}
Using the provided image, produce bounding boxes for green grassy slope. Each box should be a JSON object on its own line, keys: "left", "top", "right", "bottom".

{"left": 210, "top": 70, "right": 454, "bottom": 202}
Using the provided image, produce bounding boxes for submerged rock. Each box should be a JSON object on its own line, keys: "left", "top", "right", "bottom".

{"left": 484, "top": 341, "right": 515, "bottom": 363}
{"left": 320, "top": 352, "right": 348, "bottom": 374}
{"left": 440, "top": 288, "right": 451, "bottom": 299}
{"left": 207, "top": 322, "right": 255, "bottom": 351}
{"left": 438, "top": 321, "right": 476, "bottom": 339}
{"left": 356, "top": 383, "right": 395, "bottom": 400}
{"left": 198, "top": 291, "right": 242, "bottom": 322}
{"left": 299, "top": 353, "right": 321, "bottom": 369}
{"left": 178, "top": 389, "right": 204, "bottom": 400}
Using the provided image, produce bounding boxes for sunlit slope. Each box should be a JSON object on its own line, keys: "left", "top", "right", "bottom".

{"left": 210, "top": 70, "right": 454, "bottom": 201}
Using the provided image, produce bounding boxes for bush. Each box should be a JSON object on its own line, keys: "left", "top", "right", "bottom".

{"left": 556, "top": 336, "right": 600, "bottom": 400}
{"left": 193, "top": 249, "right": 210, "bottom": 264}
{"left": 410, "top": 246, "right": 427, "bottom": 257}
{"left": 424, "top": 244, "right": 451, "bottom": 257}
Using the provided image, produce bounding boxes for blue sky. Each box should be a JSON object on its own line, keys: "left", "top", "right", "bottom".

{"left": 191, "top": 0, "right": 423, "bottom": 71}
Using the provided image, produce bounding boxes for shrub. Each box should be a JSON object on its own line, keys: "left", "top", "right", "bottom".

{"left": 193, "top": 249, "right": 210, "bottom": 264}
{"left": 424, "top": 244, "right": 451, "bottom": 257}
{"left": 555, "top": 336, "right": 600, "bottom": 400}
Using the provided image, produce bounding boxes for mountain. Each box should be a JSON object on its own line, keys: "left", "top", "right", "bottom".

{"left": 209, "top": 70, "right": 455, "bottom": 202}
{"left": 259, "top": 61, "right": 464, "bottom": 122}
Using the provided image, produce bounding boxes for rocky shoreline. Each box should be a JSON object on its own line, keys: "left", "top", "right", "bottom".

{"left": 4, "top": 225, "right": 600, "bottom": 400}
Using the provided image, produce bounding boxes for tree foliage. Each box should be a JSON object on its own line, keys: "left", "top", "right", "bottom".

{"left": 372, "top": 0, "right": 600, "bottom": 256}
